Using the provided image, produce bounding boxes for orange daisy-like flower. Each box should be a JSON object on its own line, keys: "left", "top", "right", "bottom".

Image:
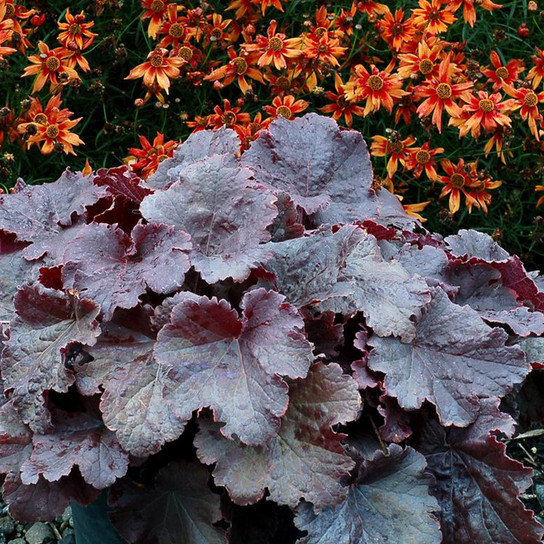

{"left": 204, "top": 13, "right": 234, "bottom": 48}
{"left": 395, "top": 91, "right": 418, "bottom": 125}
{"left": 481, "top": 51, "right": 524, "bottom": 92}
{"left": 17, "top": 94, "right": 84, "bottom": 155}
{"left": 503, "top": 82, "right": 544, "bottom": 141}
{"left": 140, "top": 0, "right": 174, "bottom": 39}
{"left": 466, "top": 176, "right": 502, "bottom": 214}
{"left": 483, "top": 127, "right": 513, "bottom": 164}
{"left": 403, "top": 200, "right": 431, "bottom": 222}
{"left": 344, "top": 62, "right": 408, "bottom": 116}
{"left": 57, "top": 9, "right": 97, "bottom": 50}
{"left": 397, "top": 40, "right": 444, "bottom": 80}
{"left": 414, "top": 53, "right": 473, "bottom": 133}
{"left": 242, "top": 20, "right": 302, "bottom": 70}
{"left": 126, "top": 132, "right": 178, "bottom": 179}
{"left": 22, "top": 41, "right": 79, "bottom": 94}
{"left": 62, "top": 41, "right": 92, "bottom": 73}
{"left": 356, "top": 0, "right": 389, "bottom": 16}
{"left": 438, "top": 158, "right": 478, "bottom": 213}
{"left": 226, "top": 0, "right": 256, "bottom": 21}
{"left": 263, "top": 95, "right": 309, "bottom": 120}
{"left": 256, "top": 0, "right": 286, "bottom": 16}
{"left": 209, "top": 98, "right": 250, "bottom": 130}
{"left": 204, "top": 47, "right": 263, "bottom": 94}
{"left": 158, "top": 4, "right": 187, "bottom": 48}
{"left": 125, "top": 48, "right": 184, "bottom": 93}
{"left": 319, "top": 73, "right": 365, "bottom": 127}
{"left": 455, "top": 90, "right": 515, "bottom": 138}
{"left": 370, "top": 133, "right": 416, "bottom": 178}
{"left": 535, "top": 185, "right": 544, "bottom": 208}
{"left": 186, "top": 115, "right": 210, "bottom": 133}
{"left": 527, "top": 47, "right": 544, "bottom": 89}
{"left": 235, "top": 112, "right": 270, "bottom": 150}
{"left": 412, "top": 0, "right": 457, "bottom": 34}
{"left": 302, "top": 34, "right": 347, "bottom": 68}
{"left": 377, "top": 8, "right": 416, "bottom": 52}
{"left": 405, "top": 142, "right": 444, "bottom": 180}
{"left": 449, "top": 0, "right": 502, "bottom": 27}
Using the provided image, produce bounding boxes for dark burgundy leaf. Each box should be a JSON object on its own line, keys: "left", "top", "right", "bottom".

{"left": 267, "top": 193, "right": 304, "bottom": 242}
{"left": 446, "top": 261, "right": 544, "bottom": 336}
{"left": 242, "top": 114, "right": 412, "bottom": 227}
{"left": 195, "top": 362, "right": 361, "bottom": 510}
{"left": 3, "top": 470, "right": 100, "bottom": 523}
{"left": 368, "top": 288, "right": 529, "bottom": 426}
{"left": 93, "top": 166, "right": 152, "bottom": 203}
{"left": 319, "top": 231, "right": 431, "bottom": 341}
{"left": 263, "top": 225, "right": 365, "bottom": 308}
{"left": 62, "top": 222, "right": 191, "bottom": 320}
{"left": 302, "top": 310, "right": 344, "bottom": 359}
{"left": 0, "top": 170, "right": 105, "bottom": 260}
{"left": 155, "top": 289, "right": 312, "bottom": 445}
{"left": 141, "top": 154, "right": 277, "bottom": 283}
{"left": 414, "top": 400, "right": 544, "bottom": 544}
{"left": 2, "top": 283, "right": 101, "bottom": 432}
{"left": 294, "top": 444, "right": 441, "bottom": 544}
{"left": 377, "top": 396, "right": 412, "bottom": 443}
{"left": 76, "top": 321, "right": 185, "bottom": 457}
{"left": 20, "top": 410, "right": 129, "bottom": 489}
{"left": 147, "top": 127, "right": 240, "bottom": 190}
{"left": 0, "top": 400, "right": 32, "bottom": 475}
{"left": 109, "top": 461, "right": 226, "bottom": 544}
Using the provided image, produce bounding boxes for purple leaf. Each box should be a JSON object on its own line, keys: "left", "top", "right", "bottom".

{"left": 414, "top": 400, "right": 544, "bottom": 544}
{"left": 2, "top": 283, "right": 101, "bottom": 432}
{"left": 147, "top": 127, "right": 240, "bottom": 190}
{"left": 195, "top": 362, "right": 361, "bottom": 510}
{"left": 76, "top": 321, "right": 186, "bottom": 457}
{"left": 319, "top": 232, "right": 431, "bottom": 342}
{"left": 294, "top": 445, "right": 441, "bottom": 544}
{"left": 0, "top": 170, "right": 105, "bottom": 260}
{"left": 21, "top": 410, "right": 129, "bottom": 489}
{"left": 368, "top": 289, "right": 529, "bottom": 426}
{"left": 62, "top": 222, "right": 191, "bottom": 320}
{"left": 0, "top": 401, "right": 32, "bottom": 475}
{"left": 3, "top": 471, "right": 99, "bottom": 523}
{"left": 109, "top": 461, "right": 227, "bottom": 544}
{"left": 93, "top": 166, "right": 152, "bottom": 203}
{"left": 141, "top": 154, "right": 277, "bottom": 283}
{"left": 155, "top": 289, "right": 312, "bottom": 445}
{"left": 242, "top": 114, "right": 412, "bottom": 227}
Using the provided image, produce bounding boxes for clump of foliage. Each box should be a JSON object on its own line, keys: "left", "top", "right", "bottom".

{"left": 0, "top": 114, "right": 543, "bottom": 543}
{"left": 1, "top": 0, "right": 544, "bottom": 261}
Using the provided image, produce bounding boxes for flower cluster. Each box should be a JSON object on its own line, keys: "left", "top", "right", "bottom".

{"left": 1, "top": 0, "right": 544, "bottom": 244}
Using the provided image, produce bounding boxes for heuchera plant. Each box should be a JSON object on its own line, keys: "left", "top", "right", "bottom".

{"left": 0, "top": 113, "right": 543, "bottom": 544}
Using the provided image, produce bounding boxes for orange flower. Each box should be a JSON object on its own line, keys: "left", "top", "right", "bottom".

{"left": 412, "top": 0, "right": 457, "bottom": 34}
{"left": 503, "top": 82, "right": 544, "bottom": 141}
{"left": 438, "top": 158, "right": 478, "bottom": 213}
{"left": 344, "top": 61, "right": 407, "bottom": 116}
{"left": 527, "top": 47, "right": 544, "bottom": 89}
{"left": 226, "top": 0, "right": 256, "bottom": 21}
{"left": 403, "top": 200, "right": 430, "bottom": 222}
{"left": 209, "top": 98, "right": 250, "bottom": 130}
{"left": 302, "top": 34, "right": 347, "bottom": 68}
{"left": 414, "top": 52, "right": 473, "bottom": 132}
{"left": 356, "top": 0, "right": 389, "bottom": 16}
{"left": 535, "top": 185, "right": 544, "bottom": 208}
{"left": 242, "top": 20, "right": 302, "bottom": 70}
{"left": 394, "top": 91, "right": 418, "bottom": 125}
{"left": 186, "top": 115, "right": 210, "bottom": 133}
{"left": 204, "top": 13, "right": 234, "bottom": 48}
{"left": 158, "top": 4, "right": 187, "bottom": 48}
{"left": 466, "top": 176, "right": 501, "bottom": 214}
{"left": 17, "top": 94, "right": 84, "bottom": 155}
{"left": 398, "top": 39, "right": 444, "bottom": 80}
{"left": 257, "top": 0, "right": 286, "bottom": 16}
{"left": 57, "top": 9, "right": 97, "bottom": 50}
{"left": 235, "top": 112, "right": 270, "bottom": 150}
{"left": 204, "top": 47, "right": 263, "bottom": 94}
{"left": 22, "top": 41, "right": 79, "bottom": 93}
{"left": 455, "top": 90, "right": 515, "bottom": 138}
{"left": 405, "top": 142, "right": 444, "bottom": 180}
{"left": 125, "top": 48, "right": 184, "bottom": 93}
{"left": 483, "top": 127, "right": 513, "bottom": 164}
{"left": 140, "top": 0, "right": 174, "bottom": 39}
{"left": 62, "top": 42, "right": 92, "bottom": 72}
{"left": 319, "top": 73, "right": 365, "bottom": 127}
{"left": 126, "top": 132, "right": 178, "bottom": 179}
{"left": 263, "top": 95, "right": 309, "bottom": 120}
{"left": 378, "top": 8, "right": 416, "bottom": 52}
{"left": 449, "top": 0, "right": 502, "bottom": 27}
{"left": 481, "top": 51, "right": 524, "bottom": 92}
{"left": 371, "top": 133, "right": 416, "bottom": 178}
